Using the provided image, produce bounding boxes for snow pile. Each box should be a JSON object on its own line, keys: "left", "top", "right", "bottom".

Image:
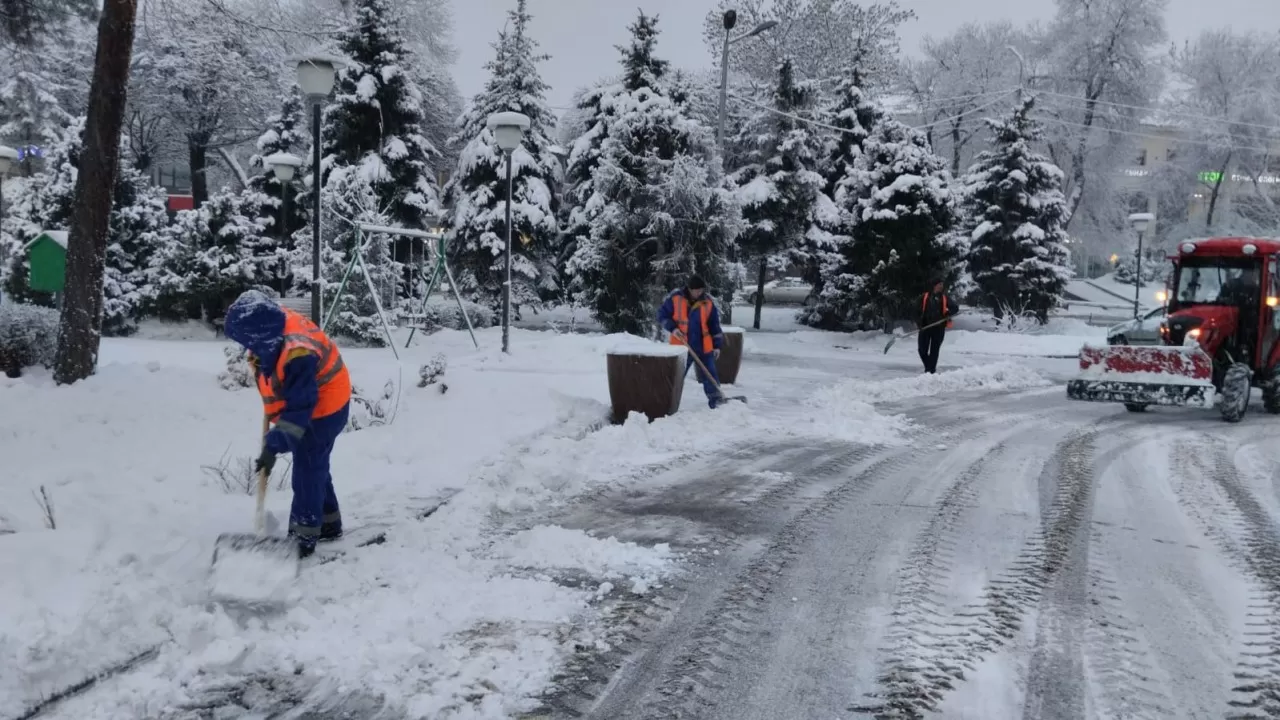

{"left": 826, "top": 362, "right": 1051, "bottom": 405}
{"left": 495, "top": 525, "right": 675, "bottom": 594}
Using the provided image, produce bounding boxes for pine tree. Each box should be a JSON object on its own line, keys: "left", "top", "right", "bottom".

{"left": 560, "top": 77, "right": 619, "bottom": 285}
{"left": 0, "top": 58, "right": 73, "bottom": 176}
{"left": 838, "top": 118, "right": 964, "bottom": 327}
{"left": 443, "top": 0, "right": 561, "bottom": 313}
{"left": 564, "top": 12, "right": 738, "bottom": 335}
{"left": 798, "top": 68, "right": 881, "bottom": 330}
{"left": 323, "top": 0, "right": 441, "bottom": 229}
{"left": 4, "top": 117, "right": 166, "bottom": 331}
{"left": 246, "top": 93, "right": 308, "bottom": 294}
{"left": 959, "top": 96, "right": 1073, "bottom": 323}
{"left": 730, "top": 59, "right": 829, "bottom": 330}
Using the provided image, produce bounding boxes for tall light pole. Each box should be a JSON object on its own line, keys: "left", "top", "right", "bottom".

{"left": 487, "top": 111, "right": 531, "bottom": 354}
{"left": 266, "top": 152, "right": 303, "bottom": 295}
{"left": 716, "top": 12, "right": 777, "bottom": 323}
{"left": 296, "top": 57, "right": 340, "bottom": 322}
{"left": 0, "top": 145, "right": 16, "bottom": 286}
{"left": 1128, "top": 212, "right": 1154, "bottom": 319}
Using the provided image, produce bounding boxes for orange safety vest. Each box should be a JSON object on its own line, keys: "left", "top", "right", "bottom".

{"left": 254, "top": 308, "right": 352, "bottom": 423}
{"left": 922, "top": 292, "right": 954, "bottom": 329}
{"left": 669, "top": 293, "right": 715, "bottom": 354}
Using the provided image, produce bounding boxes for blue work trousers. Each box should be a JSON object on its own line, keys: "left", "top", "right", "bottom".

{"left": 289, "top": 402, "right": 349, "bottom": 546}
{"left": 685, "top": 351, "right": 722, "bottom": 408}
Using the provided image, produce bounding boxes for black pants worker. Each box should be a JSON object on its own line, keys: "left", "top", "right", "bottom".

{"left": 918, "top": 326, "right": 945, "bottom": 374}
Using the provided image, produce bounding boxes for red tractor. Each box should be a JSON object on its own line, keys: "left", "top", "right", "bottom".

{"left": 1067, "top": 237, "right": 1280, "bottom": 422}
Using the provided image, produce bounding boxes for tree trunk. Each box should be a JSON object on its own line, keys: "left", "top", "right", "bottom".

{"left": 1064, "top": 91, "right": 1103, "bottom": 228}
{"left": 53, "top": 0, "right": 138, "bottom": 385}
{"left": 188, "top": 135, "right": 210, "bottom": 208}
{"left": 1205, "top": 152, "right": 1232, "bottom": 230}
{"left": 950, "top": 122, "right": 963, "bottom": 176}
{"left": 752, "top": 257, "right": 766, "bottom": 330}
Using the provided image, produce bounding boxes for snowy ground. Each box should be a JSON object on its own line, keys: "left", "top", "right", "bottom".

{"left": 14, "top": 302, "right": 1266, "bottom": 719}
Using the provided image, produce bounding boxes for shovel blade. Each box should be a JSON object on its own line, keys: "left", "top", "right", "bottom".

{"left": 209, "top": 533, "right": 299, "bottom": 605}
{"left": 883, "top": 336, "right": 897, "bottom": 354}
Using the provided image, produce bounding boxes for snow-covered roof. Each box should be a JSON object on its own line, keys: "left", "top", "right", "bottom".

{"left": 23, "top": 230, "right": 68, "bottom": 251}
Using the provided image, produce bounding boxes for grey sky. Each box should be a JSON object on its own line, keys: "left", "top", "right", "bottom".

{"left": 449, "top": 0, "right": 1279, "bottom": 111}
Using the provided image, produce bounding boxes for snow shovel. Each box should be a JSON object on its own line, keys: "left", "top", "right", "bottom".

{"left": 209, "top": 415, "right": 298, "bottom": 604}
{"left": 883, "top": 316, "right": 951, "bottom": 354}
{"left": 677, "top": 337, "right": 747, "bottom": 404}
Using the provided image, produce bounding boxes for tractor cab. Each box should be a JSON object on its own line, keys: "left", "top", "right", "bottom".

{"left": 1067, "top": 237, "right": 1280, "bottom": 422}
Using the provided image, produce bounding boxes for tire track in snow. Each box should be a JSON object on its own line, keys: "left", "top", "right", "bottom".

{"left": 849, "top": 423, "right": 1100, "bottom": 719}
{"left": 1077, "top": 541, "right": 1172, "bottom": 720}
{"left": 1172, "top": 435, "right": 1280, "bottom": 719}
{"left": 611, "top": 411, "right": 1053, "bottom": 720}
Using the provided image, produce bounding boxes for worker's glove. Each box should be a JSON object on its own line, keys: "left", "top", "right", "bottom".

{"left": 713, "top": 348, "right": 721, "bottom": 360}
{"left": 672, "top": 329, "right": 686, "bottom": 343}
{"left": 255, "top": 447, "right": 277, "bottom": 475}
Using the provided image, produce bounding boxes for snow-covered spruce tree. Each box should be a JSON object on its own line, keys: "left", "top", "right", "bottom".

{"left": 799, "top": 68, "right": 883, "bottom": 330}
{"left": 565, "top": 12, "right": 738, "bottom": 335}
{"left": 246, "top": 91, "right": 309, "bottom": 278}
{"left": 560, "top": 77, "right": 619, "bottom": 290}
{"left": 188, "top": 188, "right": 290, "bottom": 322}
{"left": 959, "top": 96, "right": 1073, "bottom": 323}
{"left": 838, "top": 118, "right": 963, "bottom": 327}
{"left": 442, "top": 0, "right": 562, "bottom": 314}
{"left": 323, "top": 0, "right": 441, "bottom": 229}
{"left": 6, "top": 117, "right": 167, "bottom": 333}
{"left": 0, "top": 61, "right": 73, "bottom": 176}
{"left": 730, "top": 58, "right": 832, "bottom": 330}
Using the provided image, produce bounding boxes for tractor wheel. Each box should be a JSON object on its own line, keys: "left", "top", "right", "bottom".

{"left": 1124, "top": 403, "right": 1148, "bottom": 413}
{"left": 1263, "top": 367, "right": 1280, "bottom": 414}
{"left": 1220, "top": 362, "right": 1253, "bottom": 423}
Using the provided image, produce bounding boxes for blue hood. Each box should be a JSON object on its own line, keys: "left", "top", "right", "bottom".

{"left": 224, "top": 290, "right": 286, "bottom": 368}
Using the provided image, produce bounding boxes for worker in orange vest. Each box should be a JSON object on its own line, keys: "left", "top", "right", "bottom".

{"left": 658, "top": 275, "right": 727, "bottom": 408}
{"left": 223, "top": 290, "right": 353, "bottom": 559}
{"left": 919, "top": 278, "right": 959, "bottom": 374}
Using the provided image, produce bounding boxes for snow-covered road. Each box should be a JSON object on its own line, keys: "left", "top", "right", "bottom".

{"left": 533, "top": 386, "right": 1280, "bottom": 720}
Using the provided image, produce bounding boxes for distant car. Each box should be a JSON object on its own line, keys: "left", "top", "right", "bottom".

{"left": 745, "top": 277, "right": 813, "bottom": 305}
{"left": 1107, "top": 305, "right": 1167, "bottom": 345}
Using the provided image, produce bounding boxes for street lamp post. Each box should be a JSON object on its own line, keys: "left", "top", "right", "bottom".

{"left": 0, "top": 145, "right": 17, "bottom": 282}
{"left": 266, "top": 152, "right": 303, "bottom": 295}
{"left": 716, "top": 12, "right": 776, "bottom": 323}
{"left": 1128, "top": 212, "right": 1154, "bottom": 319}
{"left": 486, "top": 111, "right": 531, "bottom": 355}
{"left": 295, "top": 57, "right": 340, "bottom": 323}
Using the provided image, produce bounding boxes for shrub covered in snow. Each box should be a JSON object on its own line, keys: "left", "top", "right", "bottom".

{"left": 347, "top": 380, "right": 397, "bottom": 432}
{"left": 417, "top": 353, "right": 447, "bottom": 389}
{"left": 0, "top": 302, "right": 58, "bottom": 377}
{"left": 217, "top": 345, "right": 254, "bottom": 390}
{"left": 406, "top": 297, "right": 495, "bottom": 334}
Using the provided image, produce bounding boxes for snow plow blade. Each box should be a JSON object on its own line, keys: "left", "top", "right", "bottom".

{"left": 1065, "top": 344, "right": 1216, "bottom": 409}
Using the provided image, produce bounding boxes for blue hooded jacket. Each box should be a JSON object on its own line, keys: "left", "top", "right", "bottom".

{"left": 224, "top": 290, "right": 321, "bottom": 453}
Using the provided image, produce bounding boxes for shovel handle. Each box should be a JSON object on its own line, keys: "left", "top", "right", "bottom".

{"left": 254, "top": 414, "right": 269, "bottom": 535}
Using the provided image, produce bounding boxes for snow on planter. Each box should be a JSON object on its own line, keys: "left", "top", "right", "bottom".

{"left": 719, "top": 326, "right": 745, "bottom": 385}
{"left": 605, "top": 335, "right": 686, "bottom": 422}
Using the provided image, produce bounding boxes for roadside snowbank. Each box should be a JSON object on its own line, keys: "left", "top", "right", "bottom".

{"left": 825, "top": 362, "right": 1051, "bottom": 405}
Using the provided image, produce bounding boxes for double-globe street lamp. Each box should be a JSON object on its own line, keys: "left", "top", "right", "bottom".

{"left": 295, "top": 56, "right": 342, "bottom": 322}
{"left": 265, "top": 152, "right": 303, "bottom": 295}
{"left": 486, "top": 111, "right": 531, "bottom": 355}
{"left": 716, "top": 11, "right": 776, "bottom": 323}
{"left": 1128, "top": 212, "right": 1155, "bottom": 320}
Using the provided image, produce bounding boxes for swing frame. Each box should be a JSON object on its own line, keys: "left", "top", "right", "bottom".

{"left": 325, "top": 223, "right": 479, "bottom": 352}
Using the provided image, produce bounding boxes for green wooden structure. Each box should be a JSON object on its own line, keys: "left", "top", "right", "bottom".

{"left": 24, "top": 230, "right": 68, "bottom": 293}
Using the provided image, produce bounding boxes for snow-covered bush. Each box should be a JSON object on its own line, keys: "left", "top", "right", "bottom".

{"left": 217, "top": 345, "right": 254, "bottom": 390}
{"left": 0, "top": 302, "right": 59, "bottom": 377}
{"left": 1113, "top": 255, "right": 1164, "bottom": 286}
{"left": 418, "top": 353, "right": 447, "bottom": 389}
{"left": 347, "top": 380, "right": 397, "bottom": 432}
{"left": 407, "top": 297, "right": 495, "bottom": 334}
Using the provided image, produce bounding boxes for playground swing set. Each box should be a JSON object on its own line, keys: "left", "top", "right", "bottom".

{"left": 320, "top": 223, "right": 479, "bottom": 356}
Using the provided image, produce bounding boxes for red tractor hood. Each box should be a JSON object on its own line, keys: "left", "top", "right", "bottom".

{"left": 1166, "top": 305, "right": 1237, "bottom": 353}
